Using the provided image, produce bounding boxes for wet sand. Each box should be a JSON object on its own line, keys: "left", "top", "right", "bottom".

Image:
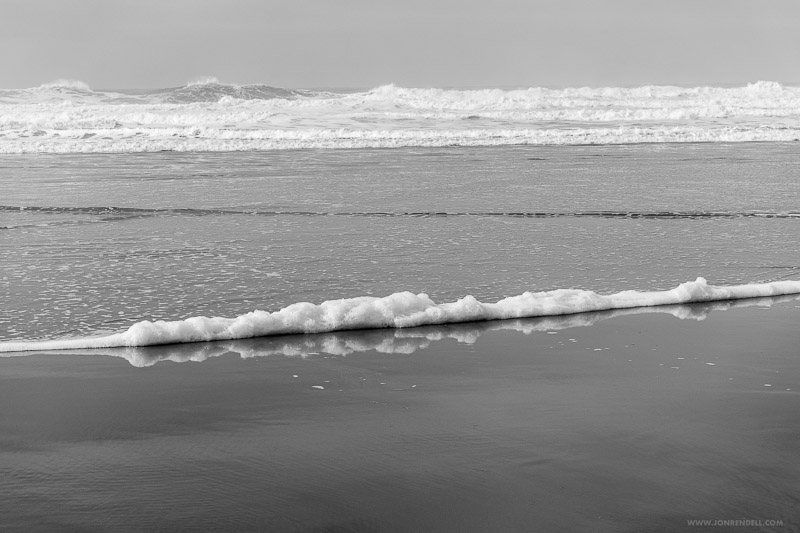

{"left": 1, "top": 300, "right": 798, "bottom": 532}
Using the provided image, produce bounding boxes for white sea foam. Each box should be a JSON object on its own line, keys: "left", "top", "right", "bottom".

{"left": 1, "top": 278, "right": 798, "bottom": 353}
{"left": 17, "top": 297, "right": 782, "bottom": 367}
{"left": 2, "top": 81, "right": 799, "bottom": 152}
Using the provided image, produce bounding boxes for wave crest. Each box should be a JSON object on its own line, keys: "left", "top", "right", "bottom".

{"left": 186, "top": 76, "right": 221, "bottom": 86}
{"left": 35, "top": 79, "right": 92, "bottom": 91}
{"left": 745, "top": 80, "right": 786, "bottom": 93}
{"left": 161, "top": 82, "right": 302, "bottom": 103}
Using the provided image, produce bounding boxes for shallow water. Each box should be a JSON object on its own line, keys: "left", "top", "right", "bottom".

{"left": 2, "top": 143, "right": 800, "bottom": 342}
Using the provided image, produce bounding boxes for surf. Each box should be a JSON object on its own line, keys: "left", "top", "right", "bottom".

{"left": 3, "top": 80, "right": 800, "bottom": 153}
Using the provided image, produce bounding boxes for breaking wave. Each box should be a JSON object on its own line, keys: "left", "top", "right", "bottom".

{"left": 157, "top": 82, "right": 305, "bottom": 104}
{"left": 2, "top": 80, "right": 800, "bottom": 152}
{"left": 35, "top": 79, "right": 93, "bottom": 92}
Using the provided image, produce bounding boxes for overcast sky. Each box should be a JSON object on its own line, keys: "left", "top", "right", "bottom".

{"left": 2, "top": 0, "right": 799, "bottom": 89}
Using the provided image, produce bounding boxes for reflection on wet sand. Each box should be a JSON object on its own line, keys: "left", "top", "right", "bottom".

{"left": 6, "top": 295, "right": 796, "bottom": 367}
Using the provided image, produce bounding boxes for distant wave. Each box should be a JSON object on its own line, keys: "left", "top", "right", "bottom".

{"left": 2, "top": 126, "right": 800, "bottom": 153}
{"left": 9, "top": 79, "right": 799, "bottom": 107}
{"left": 157, "top": 82, "right": 304, "bottom": 103}
{"left": 365, "top": 81, "right": 797, "bottom": 112}
{"left": 2, "top": 81, "right": 800, "bottom": 152}
{"left": 12, "top": 78, "right": 311, "bottom": 103}
{"left": 1, "top": 278, "right": 799, "bottom": 353}
{"left": 186, "top": 76, "right": 222, "bottom": 86}
{"left": 35, "top": 79, "right": 93, "bottom": 91}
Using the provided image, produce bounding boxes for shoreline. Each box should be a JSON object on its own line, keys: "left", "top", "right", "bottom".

{"left": 2, "top": 293, "right": 798, "bottom": 366}
{"left": 1, "top": 296, "right": 798, "bottom": 530}
{"left": 3, "top": 279, "right": 800, "bottom": 354}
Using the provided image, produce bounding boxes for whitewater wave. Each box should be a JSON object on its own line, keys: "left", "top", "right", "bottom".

{"left": 2, "top": 80, "right": 800, "bottom": 152}
{"left": 1, "top": 278, "right": 799, "bottom": 354}
{"left": 3, "top": 78, "right": 314, "bottom": 104}
{"left": 3, "top": 126, "right": 800, "bottom": 154}
{"left": 5, "top": 297, "right": 789, "bottom": 367}
{"left": 159, "top": 82, "right": 304, "bottom": 104}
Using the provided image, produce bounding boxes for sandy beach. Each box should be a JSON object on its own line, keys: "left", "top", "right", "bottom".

{"left": 2, "top": 298, "right": 797, "bottom": 532}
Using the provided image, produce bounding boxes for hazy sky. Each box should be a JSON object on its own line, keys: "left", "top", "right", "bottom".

{"left": 2, "top": 0, "right": 799, "bottom": 89}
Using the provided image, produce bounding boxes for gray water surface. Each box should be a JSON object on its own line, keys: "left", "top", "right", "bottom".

{"left": 2, "top": 143, "right": 799, "bottom": 341}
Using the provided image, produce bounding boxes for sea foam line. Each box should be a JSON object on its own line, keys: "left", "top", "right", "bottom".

{"left": 4, "top": 126, "right": 800, "bottom": 154}
{"left": 16, "top": 297, "right": 789, "bottom": 367}
{"left": 1, "top": 278, "right": 799, "bottom": 353}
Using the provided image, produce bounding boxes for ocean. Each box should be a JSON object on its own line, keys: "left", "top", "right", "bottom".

{"left": 1, "top": 81, "right": 799, "bottom": 531}
{"left": 3, "top": 80, "right": 800, "bottom": 348}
